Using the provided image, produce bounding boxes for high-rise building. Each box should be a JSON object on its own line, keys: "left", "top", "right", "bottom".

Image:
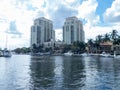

{"left": 63, "top": 16, "right": 85, "bottom": 44}
{"left": 31, "top": 17, "right": 55, "bottom": 47}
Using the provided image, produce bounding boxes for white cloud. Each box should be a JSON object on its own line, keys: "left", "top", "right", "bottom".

{"left": 0, "top": 0, "right": 101, "bottom": 49}
{"left": 103, "top": 0, "right": 120, "bottom": 23}
{"left": 77, "top": 0, "right": 100, "bottom": 26}
{"left": 55, "top": 24, "right": 120, "bottom": 43}
{"left": 30, "top": 0, "right": 44, "bottom": 8}
{"left": 55, "top": 29, "right": 63, "bottom": 41}
{"left": 0, "top": 0, "right": 119, "bottom": 49}
{"left": 0, "top": 0, "right": 40, "bottom": 49}
{"left": 65, "top": 0, "right": 76, "bottom": 3}
{"left": 78, "top": 0, "right": 120, "bottom": 42}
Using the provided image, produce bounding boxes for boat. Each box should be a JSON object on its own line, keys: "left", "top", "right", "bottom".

{"left": 100, "top": 52, "right": 112, "bottom": 57}
{"left": 31, "top": 52, "right": 44, "bottom": 56}
{"left": 0, "top": 51, "right": 3, "bottom": 57}
{"left": 114, "top": 55, "right": 120, "bottom": 59}
{"left": 114, "top": 51, "right": 120, "bottom": 59}
{"left": 80, "top": 53, "right": 89, "bottom": 56}
{"left": 64, "top": 51, "right": 73, "bottom": 56}
{"left": 2, "top": 34, "right": 12, "bottom": 57}
{"left": 3, "top": 49, "right": 12, "bottom": 57}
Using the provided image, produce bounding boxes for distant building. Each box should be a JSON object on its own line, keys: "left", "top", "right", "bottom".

{"left": 54, "top": 40, "right": 63, "bottom": 47}
{"left": 31, "top": 17, "right": 55, "bottom": 48}
{"left": 63, "top": 16, "right": 85, "bottom": 44}
{"left": 43, "top": 40, "right": 54, "bottom": 48}
{"left": 112, "top": 45, "right": 120, "bottom": 54}
{"left": 99, "top": 41, "right": 113, "bottom": 53}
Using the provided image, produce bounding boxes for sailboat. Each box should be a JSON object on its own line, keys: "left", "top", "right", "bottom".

{"left": 3, "top": 34, "right": 12, "bottom": 57}
{"left": 114, "top": 51, "right": 120, "bottom": 59}
{"left": 3, "top": 48, "right": 12, "bottom": 57}
{"left": 0, "top": 50, "right": 3, "bottom": 57}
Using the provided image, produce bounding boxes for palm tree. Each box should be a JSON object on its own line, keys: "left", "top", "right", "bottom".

{"left": 78, "top": 42, "right": 86, "bottom": 52}
{"left": 88, "top": 39, "right": 93, "bottom": 46}
{"left": 117, "top": 36, "right": 120, "bottom": 45}
{"left": 96, "top": 35, "right": 103, "bottom": 43}
{"left": 103, "top": 33, "right": 110, "bottom": 42}
{"left": 32, "top": 43, "right": 38, "bottom": 53}
{"left": 110, "top": 30, "right": 118, "bottom": 44}
{"left": 114, "top": 36, "right": 120, "bottom": 45}
{"left": 93, "top": 41, "right": 100, "bottom": 53}
{"left": 87, "top": 39, "right": 94, "bottom": 53}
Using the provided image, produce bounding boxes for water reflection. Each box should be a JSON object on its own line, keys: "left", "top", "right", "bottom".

{"left": 63, "top": 56, "right": 86, "bottom": 89}
{"left": 0, "top": 55, "right": 120, "bottom": 90}
{"left": 29, "top": 56, "right": 55, "bottom": 89}
{"left": 29, "top": 56, "right": 87, "bottom": 89}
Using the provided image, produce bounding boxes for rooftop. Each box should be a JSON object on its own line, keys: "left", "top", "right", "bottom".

{"left": 100, "top": 41, "right": 113, "bottom": 46}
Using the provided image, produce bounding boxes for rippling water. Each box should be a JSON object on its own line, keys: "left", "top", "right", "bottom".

{"left": 0, "top": 55, "right": 120, "bottom": 90}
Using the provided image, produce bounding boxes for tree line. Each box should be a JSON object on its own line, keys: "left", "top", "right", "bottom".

{"left": 13, "top": 30, "right": 120, "bottom": 54}
{"left": 88, "top": 30, "right": 120, "bottom": 46}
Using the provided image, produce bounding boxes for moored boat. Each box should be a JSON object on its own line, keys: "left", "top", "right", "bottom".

{"left": 114, "top": 55, "right": 120, "bottom": 59}
{"left": 0, "top": 51, "right": 3, "bottom": 57}
{"left": 3, "top": 49, "right": 12, "bottom": 57}
{"left": 3, "top": 34, "right": 12, "bottom": 57}
{"left": 80, "top": 53, "right": 89, "bottom": 56}
{"left": 64, "top": 51, "right": 73, "bottom": 56}
{"left": 100, "top": 52, "right": 112, "bottom": 57}
{"left": 114, "top": 51, "right": 120, "bottom": 59}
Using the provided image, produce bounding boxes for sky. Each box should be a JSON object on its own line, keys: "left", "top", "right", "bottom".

{"left": 0, "top": 0, "right": 120, "bottom": 50}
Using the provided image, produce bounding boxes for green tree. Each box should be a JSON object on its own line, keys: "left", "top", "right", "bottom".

{"left": 88, "top": 39, "right": 93, "bottom": 46}
{"left": 87, "top": 39, "right": 94, "bottom": 53}
{"left": 110, "top": 30, "right": 119, "bottom": 45}
{"left": 44, "top": 47, "right": 52, "bottom": 52}
{"left": 111, "top": 30, "right": 118, "bottom": 41}
{"left": 62, "top": 44, "right": 71, "bottom": 53}
{"left": 72, "top": 41, "right": 85, "bottom": 53}
{"left": 103, "top": 33, "right": 110, "bottom": 42}
{"left": 114, "top": 36, "right": 120, "bottom": 45}
{"left": 78, "top": 42, "right": 85, "bottom": 52}
{"left": 96, "top": 35, "right": 103, "bottom": 43}
{"left": 14, "top": 48, "right": 21, "bottom": 54}
{"left": 32, "top": 43, "right": 38, "bottom": 53}
{"left": 93, "top": 41, "right": 100, "bottom": 53}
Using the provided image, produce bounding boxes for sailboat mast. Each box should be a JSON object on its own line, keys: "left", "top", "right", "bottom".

{"left": 5, "top": 34, "right": 8, "bottom": 49}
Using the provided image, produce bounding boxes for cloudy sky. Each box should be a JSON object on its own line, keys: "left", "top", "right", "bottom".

{"left": 0, "top": 0, "right": 120, "bottom": 49}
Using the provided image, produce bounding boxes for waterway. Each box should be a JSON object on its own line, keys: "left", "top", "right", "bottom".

{"left": 0, "top": 55, "right": 120, "bottom": 90}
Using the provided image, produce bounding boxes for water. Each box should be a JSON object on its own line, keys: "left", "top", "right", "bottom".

{"left": 0, "top": 55, "right": 120, "bottom": 90}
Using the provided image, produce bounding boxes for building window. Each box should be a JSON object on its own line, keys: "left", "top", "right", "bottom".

{"left": 32, "top": 26, "right": 35, "bottom": 32}
{"left": 66, "top": 26, "right": 69, "bottom": 32}
{"left": 33, "top": 29, "right": 35, "bottom": 32}
{"left": 39, "top": 20, "right": 41, "bottom": 25}
{"left": 71, "top": 21, "right": 74, "bottom": 24}
{"left": 71, "top": 25, "right": 74, "bottom": 43}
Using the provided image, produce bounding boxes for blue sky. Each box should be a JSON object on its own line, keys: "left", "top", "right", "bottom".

{"left": 96, "top": 0, "right": 113, "bottom": 23}
{"left": 0, "top": 0, "right": 120, "bottom": 49}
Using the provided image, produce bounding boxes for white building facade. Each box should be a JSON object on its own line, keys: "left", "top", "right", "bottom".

{"left": 63, "top": 16, "right": 85, "bottom": 44}
{"left": 31, "top": 17, "right": 55, "bottom": 47}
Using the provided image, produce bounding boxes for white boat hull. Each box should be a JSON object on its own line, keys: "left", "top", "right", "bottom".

{"left": 114, "top": 55, "right": 120, "bottom": 59}
{"left": 64, "top": 52, "right": 73, "bottom": 56}
{"left": 3, "top": 50, "right": 12, "bottom": 57}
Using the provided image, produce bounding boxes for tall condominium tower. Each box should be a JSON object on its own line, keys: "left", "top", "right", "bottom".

{"left": 31, "top": 17, "right": 55, "bottom": 47}
{"left": 63, "top": 16, "right": 85, "bottom": 44}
